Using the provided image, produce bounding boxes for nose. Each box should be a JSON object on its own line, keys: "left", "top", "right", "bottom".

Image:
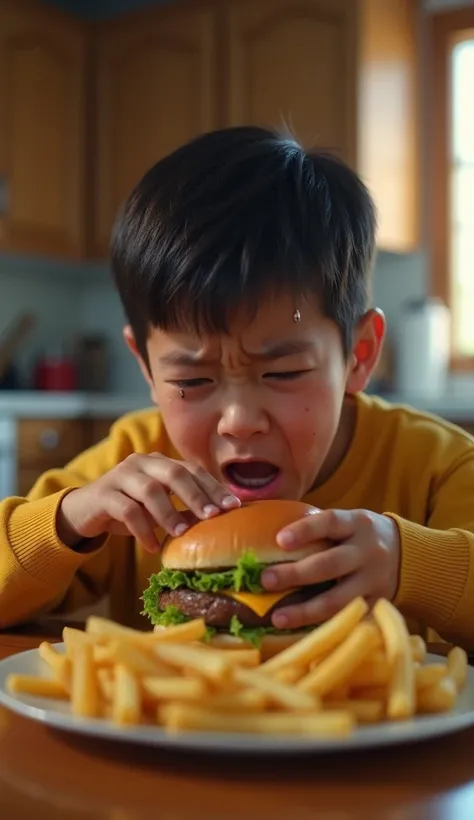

{"left": 217, "top": 398, "right": 270, "bottom": 440}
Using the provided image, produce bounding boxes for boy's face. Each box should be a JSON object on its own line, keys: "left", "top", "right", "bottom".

{"left": 127, "top": 293, "right": 382, "bottom": 501}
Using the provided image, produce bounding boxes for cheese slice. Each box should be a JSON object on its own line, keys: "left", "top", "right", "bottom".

{"left": 220, "top": 589, "right": 297, "bottom": 618}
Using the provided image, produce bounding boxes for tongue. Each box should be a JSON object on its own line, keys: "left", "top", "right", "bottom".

{"left": 230, "top": 462, "right": 277, "bottom": 480}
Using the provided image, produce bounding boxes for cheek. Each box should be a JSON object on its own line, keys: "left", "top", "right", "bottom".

{"left": 156, "top": 392, "right": 213, "bottom": 460}
{"left": 279, "top": 378, "right": 344, "bottom": 452}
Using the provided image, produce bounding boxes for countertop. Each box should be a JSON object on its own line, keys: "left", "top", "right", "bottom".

{"left": 0, "top": 391, "right": 151, "bottom": 419}
{"left": 0, "top": 389, "right": 472, "bottom": 421}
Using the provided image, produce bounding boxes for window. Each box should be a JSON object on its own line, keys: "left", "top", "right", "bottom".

{"left": 431, "top": 11, "right": 474, "bottom": 366}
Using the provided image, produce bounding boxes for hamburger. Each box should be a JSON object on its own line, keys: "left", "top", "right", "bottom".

{"left": 142, "top": 499, "right": 332, "bottom": 658}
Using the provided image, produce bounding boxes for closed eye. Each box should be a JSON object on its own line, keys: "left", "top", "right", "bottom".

{"left": 264, "top": 370, "right": 311, "bottom": 381}
{"left": 169, "top": 378, "right": 213, "bottom": 389}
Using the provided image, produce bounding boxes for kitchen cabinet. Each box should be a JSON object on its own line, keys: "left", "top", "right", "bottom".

{"left": 225, "top": 0, "right": 420, "bottom": 252}
{"left": 0, "top": 0, "right": 420, "bottom": 260}
{"left": 16, "top": 416, "right": 117, "bottom": 496}
{"left": 0, "top": 0, "right": 87, "bottom": 258}
{"left": 92, "top": 2, "right": 219, "bottom": 257}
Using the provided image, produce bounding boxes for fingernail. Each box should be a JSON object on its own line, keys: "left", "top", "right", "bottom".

{"left": 262, "top": 570, "right": 278, "bottom": 589}
{"left": 222, "top": 495, "right": 241, "bottom": 509}
{"left": 273, "top": 613, "right": 289, "bottom": 628}
{"left": 203, "top": 504, "right": 220, "bottom": 518}
{"left": 173, "top": 522, "right": 189, "bottom": 536}
{"left": 277, "top": 530, "right": 296, "bottom": 548}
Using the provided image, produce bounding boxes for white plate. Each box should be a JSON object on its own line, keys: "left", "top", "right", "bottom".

{"left": 0, "top": 645, "right": 473, "bottom": 755}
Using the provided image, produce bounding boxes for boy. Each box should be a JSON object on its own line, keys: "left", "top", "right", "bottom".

{"left": 1, "top": 127, "right": 473, "bottom": 647}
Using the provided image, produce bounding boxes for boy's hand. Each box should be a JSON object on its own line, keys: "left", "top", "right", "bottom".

{"left": 57, "top": 454, "right": 240, "bottom": 552}
{"left": 261, "top": 509, "right": 401, "bottom": 629}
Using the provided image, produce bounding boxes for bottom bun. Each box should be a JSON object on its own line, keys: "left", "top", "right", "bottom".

{"left": 207, "top": 631, "right": 307, "bottom": 661}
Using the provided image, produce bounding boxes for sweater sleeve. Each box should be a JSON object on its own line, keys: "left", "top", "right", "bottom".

{"left": 390, "top": 449, "right": 474, "bottom": 648}
{"left": 0, "top": 409, "right": 160, "bottom": 628}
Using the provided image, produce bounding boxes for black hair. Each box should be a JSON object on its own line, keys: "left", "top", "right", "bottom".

{"left": 111, "top": 126, "right": 377, "bottom": 364}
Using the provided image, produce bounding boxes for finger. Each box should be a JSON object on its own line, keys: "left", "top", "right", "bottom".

{"left": 118, "top": 469, "right": 191, "bottom": 538}
{"left": 271, "top": 573, "right": 367, "bottom": 630}
{"left": 276, "top": 508, "right": 356, "bottom": 549}
{"left": 261, "top": 544, "right": 362, "bottom": 591}
{"left": 187, "top": 464, "right": 241, "bottom": 511}
{"left": 143, "top": 456, "right": 240, "bottom": 519}
{"left": 106, "top": 491, "right": 161, "bottom": 553}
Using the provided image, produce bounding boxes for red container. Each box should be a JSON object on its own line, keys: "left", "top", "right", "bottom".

{"left": 34, "top": 357, "right": 77, "bottom": 391}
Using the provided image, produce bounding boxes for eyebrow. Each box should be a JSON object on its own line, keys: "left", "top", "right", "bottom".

{"left": 158, "top": 340, "right": 315, "bottom": 367}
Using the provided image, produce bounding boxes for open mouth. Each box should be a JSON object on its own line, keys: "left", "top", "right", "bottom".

{"left": 223, "top": 461, "right": 280, "bottom": 489}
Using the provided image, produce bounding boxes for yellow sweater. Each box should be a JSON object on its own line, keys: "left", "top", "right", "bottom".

{"left": 1, "top": 393, "right": 474, "bottom": 647}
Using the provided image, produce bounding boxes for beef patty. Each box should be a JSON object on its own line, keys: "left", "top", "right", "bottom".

{"left": 159, "top": 583, "right": 332, "bottom": 628}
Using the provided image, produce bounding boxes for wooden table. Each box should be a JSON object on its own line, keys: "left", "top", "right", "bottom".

{"left": 1, "top": 628, "right": 474, "bottom": 820}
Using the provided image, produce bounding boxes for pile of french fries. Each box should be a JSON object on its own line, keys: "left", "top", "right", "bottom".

{"left": 6, "top": 597, "right": 468, "bottom": 738}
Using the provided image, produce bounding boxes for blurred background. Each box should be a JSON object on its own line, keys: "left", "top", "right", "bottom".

{"left": 0, "top": 0, "right": 473, "bottom": 497}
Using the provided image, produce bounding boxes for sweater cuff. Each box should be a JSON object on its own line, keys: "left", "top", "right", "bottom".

{"left": 386, "top": 513, "right": 471, "bottom": 626}
{"left": 7, "top": 489, "right": 105, "bottom": 586}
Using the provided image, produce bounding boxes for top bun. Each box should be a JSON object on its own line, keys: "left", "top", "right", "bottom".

{"left": 161, "top": 499, "right": 329, "bottom": 570}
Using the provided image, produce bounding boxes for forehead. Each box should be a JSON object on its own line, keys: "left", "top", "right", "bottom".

{"left": 147, "top": 292, "right": 334, "bottom": 361}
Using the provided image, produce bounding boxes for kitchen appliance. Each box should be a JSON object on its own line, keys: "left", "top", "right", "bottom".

{"left": 33, "top": 348, "right": 77, "bottom": 392}
{"left": 395, "top": 298, "right": 451, "bottom": 397}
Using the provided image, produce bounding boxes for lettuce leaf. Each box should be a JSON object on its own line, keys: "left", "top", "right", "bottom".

{"left": 228, "top": 615, "right": 302, "bottom": 649}
{"left": 143, "top": 550, "right": 266, "bottom": 599}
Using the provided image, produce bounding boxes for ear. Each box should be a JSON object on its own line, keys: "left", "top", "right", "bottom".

{"left": 345, "top": 308, "right": 386, "bottom": 395}
{"left": 122, "top": 325, "right": 158, "bottom": 404}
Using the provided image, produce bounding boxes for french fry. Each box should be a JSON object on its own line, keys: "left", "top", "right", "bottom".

{"left": 351, "top": 685, "right": 388, "bottom": 702}
{"left": 88, "top": 616, "right": 206, "bottom": 645}
{"left": 447, "top": 647, "right": 468, "bottom": 693}
{"left": 204, "top": 690, "right": 267, "bottom": 712}
{"left": 409, "top": 635, "right": 427, "bottom": 663}
{"left": 192, "top": 647, "right": 261, "bottom": 668}
{"left": 62, "top": 627, "right": 97, "bottom": 651}
{"left": 323, "top": 683, "right": 351, "bottom": 701}
{"left": 159, "top": 703, "right": 355, "bottom": 737}
{"left": 417, "top": 676, "right": 457, "bottom": 714}
{"left": 373, "top": 599, "right": 415, "bottom": 720}
{"left": 324, "top": 699, "right": 385, "bottom": 724}
{"left": 98, "top": 641, "right": 174, "bottom": 677}
{"left": 260, "top": 597, "right": 369, "bottom": 674}
{"left": 6, "top": 674, "right": 69, "bottom": 699}
{"left": 233, "top": 667, "right": 319, "bottom": 712}
{"left": 387, "top": 650, "right": 415, "bottom": 720}
{"left": 415, "top": 663, "right": 447, "bottom": 691}
{"left": 274, "top": 665, "right": 307, "bottom": 685}
{"left": 350, "top": 652, "right": 391, "bottom": 687}
{"left": 142, "top": 676, "right": 207, "bottom": 702}
{"left": 373, "top": 598, "right": 409, "bottom": 666}
{"left": 6, "top": 597, "right": 466, "bottom": 737}
{"left": 298, "top": 621, "right": 381, "bottom": 696}
{"left": 153, "top": 643, "right": 232, "bottom": 684}
{"left": 112, "top": 664, "right": 141, "bottom": 726}
{"left": 71, "top": 643, "right": 100, "bottom": 719}
{"left": 38, "top": 641, "right": 71, "bottom": 689}
{"left": 97, "top": 668, "right": 114, "bottom": 702}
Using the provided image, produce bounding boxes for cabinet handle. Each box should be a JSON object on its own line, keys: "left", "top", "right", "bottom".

{"left": 0, "top": 175, "right": 9, "bottom": 215}
{"left": 38, "top": 428, "right": 60, "bottom": 450}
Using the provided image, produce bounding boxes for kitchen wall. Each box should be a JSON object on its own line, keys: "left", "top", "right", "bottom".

{"left": 0, "top": 248, "right": 427, "bottom": 395}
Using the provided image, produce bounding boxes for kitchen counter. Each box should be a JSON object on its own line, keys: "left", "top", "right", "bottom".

{"left": 0, "top": 389, "right": 472, "bottom": 422}
{"left": 0, "top": 391, "right": 151, "bottom": 419}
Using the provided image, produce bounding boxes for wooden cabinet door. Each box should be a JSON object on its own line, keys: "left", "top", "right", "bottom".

{"left": 93, "top": 3, "right": 219, "bottom": 257}
{"left": 0, "top": 1, "right": 86, "bottom": 258}
{"left": 224, "top": 0, "right": 357, "bottom": 163}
